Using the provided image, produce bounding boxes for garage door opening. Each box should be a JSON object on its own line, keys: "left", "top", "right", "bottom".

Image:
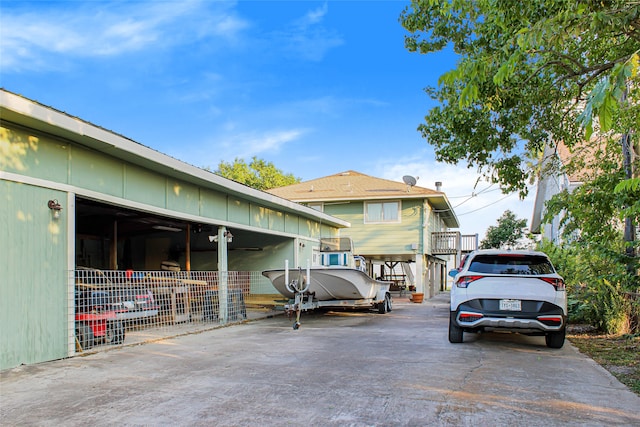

{"left": 72, "top": 197, "right": 283, "bottom": 354}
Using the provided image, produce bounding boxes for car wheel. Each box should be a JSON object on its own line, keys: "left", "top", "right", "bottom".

{"left": 449, "top": 312, "right": 463, "bottom": 343}
{"left": 76, "top": 322, "right": 94, "bottom": 350}
{"left": 545, "top": 329, "right": 565, "bottom": 349}
{"left": 386, "top": 294, "right": 393, "bottom": 312}
{"left": 106, "top": 321, "right": 125, "bottom": 345}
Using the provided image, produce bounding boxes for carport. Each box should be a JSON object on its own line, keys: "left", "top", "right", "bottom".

{"left": 0, "top": 89, "right": 348, "bottom": 369}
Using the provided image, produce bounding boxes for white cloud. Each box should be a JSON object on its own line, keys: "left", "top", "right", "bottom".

{"left": 218, "top": 128, "right": 308, "bottom": 160}
{"left": 0, "top": 1, "right": 248, "bottom": 72}
{"left": 295, "top": 3, "right": 329, "bottom": 27}
{"left": 269, "top": 2, "right": 343, "bottom": 62}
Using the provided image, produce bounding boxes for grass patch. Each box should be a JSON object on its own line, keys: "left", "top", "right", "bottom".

{"left": 567, "top": 328, "right": 640, "bottom": 396}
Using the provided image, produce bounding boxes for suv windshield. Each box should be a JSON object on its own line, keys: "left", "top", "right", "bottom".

{"left": 468, "top": 254, "right": 555, "bottom": 275}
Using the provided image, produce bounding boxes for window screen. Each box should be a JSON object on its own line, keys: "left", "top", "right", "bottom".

{"left": 365, "top": 201, "right": 399, "bottom": 223}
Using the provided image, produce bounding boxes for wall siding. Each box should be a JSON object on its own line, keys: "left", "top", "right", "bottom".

{"left": 70, "top": 146, "right": 125, "bottom": 197}
{"left": 284, "top": 213, "right": 299, "bottom": 235}
{"left": 1, "top": 181, "right": 69, "bottom": 369}
{"left": 167, "top": 179, "right": 200, "bottom": 216}
{"left": 269, "top": 210, "right": 285, "bottom": 232}
{"left": 200, "top": 188, "right": 228, "bottom": 219}
{"left": 123, "top": 165, "right": 167, "bottom": 207}
{"left": 324, "top": 200, "right": 423, "bottom": 255}
{"left": 0, "top": 126, "right": 69, "bottom": 183}
{"left": 2, "top": 123, "right": 334, "bottom": 237}
{"left": 229, "top": 198, "right": 250, "bottom": 225}
{"left": 2, "top": 120, "right": 341, "bottom": 370}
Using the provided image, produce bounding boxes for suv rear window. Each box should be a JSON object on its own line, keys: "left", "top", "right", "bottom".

{"left": 468, "top": 254, "right": 555, "bottom": 275}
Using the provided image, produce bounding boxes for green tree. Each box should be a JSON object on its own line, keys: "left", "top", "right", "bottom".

{"left": 400, "top": 0, "right": 639, "bottom": 283}
{"left": 400, "top": 0, "right": 639, "bottom": 197}
{"left": 215, "top": 156, "right": 300, "bottom": 190}
{"left": 480, "top": 210, "right": 528, "bottom": 249}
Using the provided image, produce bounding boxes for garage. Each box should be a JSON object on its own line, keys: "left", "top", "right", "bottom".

{"left": 73, "top": 196, "right": 286, "bottom": 351}
{"left": 0, "top": 89, "right": 348, "bottom": 369}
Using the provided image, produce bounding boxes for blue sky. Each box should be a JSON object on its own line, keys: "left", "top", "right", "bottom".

{"left": 0, "top": 0, "right": 534, "bottom": 237}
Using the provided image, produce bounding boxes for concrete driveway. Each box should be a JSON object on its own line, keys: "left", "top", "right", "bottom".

{"left": 1, "top": 293, "right": 639, "bottom": 426}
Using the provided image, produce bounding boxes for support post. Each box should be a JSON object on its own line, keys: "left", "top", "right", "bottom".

{"left": 218, "top": 226, "right": 228, "bottom": 323}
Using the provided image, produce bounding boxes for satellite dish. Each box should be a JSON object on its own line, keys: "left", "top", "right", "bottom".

{"left": 402, "top": 175, "right": 417, "bottom": 187}
{"left": 403, "top": 175, "right": 418, "bottom": 193}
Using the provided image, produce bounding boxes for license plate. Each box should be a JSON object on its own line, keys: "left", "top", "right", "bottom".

{"left": 499, "top": 299, "right": 521, "bottom": 311}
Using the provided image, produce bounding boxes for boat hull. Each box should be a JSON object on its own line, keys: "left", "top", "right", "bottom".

{"left": 262, "top": 268, "right": 390, "bottom": 301}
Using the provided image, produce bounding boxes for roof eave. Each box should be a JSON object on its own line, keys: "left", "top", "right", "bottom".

{"left": 0, "top": 90, "right": 349, "bottom": 228}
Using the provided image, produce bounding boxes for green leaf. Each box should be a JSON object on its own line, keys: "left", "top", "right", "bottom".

{"left": 614, "top": 178, "right": 640, "bottom": 194}
{"left": 598, "top": 93, "right": 616, "bottom": 132}
{"left": 590, "top": 78, "right": 609, "bottom": 108}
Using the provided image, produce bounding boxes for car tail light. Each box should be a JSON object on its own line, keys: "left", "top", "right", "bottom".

{"left": 539, "top": 277, "right": 565, "bottom": 291}
{"left": 459, "top": 312, "right": 484, "bottom": 322}
{"left": 456, "top": 275, "right": 483, "bottom": 288}
{"left": 537, "top": 315, "right": 563, "bottom": 327}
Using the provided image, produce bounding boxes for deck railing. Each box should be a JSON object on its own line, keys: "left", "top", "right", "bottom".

{"left": 71, "top": 269, "right": 281, "bottom": 353}
{"left": 431, "top": 232, "right": 479, "bottom": 255}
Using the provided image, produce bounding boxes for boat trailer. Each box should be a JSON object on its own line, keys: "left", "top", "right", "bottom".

{"left": 283, "top": 263, "right": 392, "bottom": 330}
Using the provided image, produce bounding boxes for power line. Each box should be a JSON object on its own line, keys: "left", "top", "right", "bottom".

{"left": 457, "top": 185, "right": 535, "bottom": 216}
{"left": 451, "top": 183, "right": 499, "bottom": 208}
{"left": 447, "top": 183, "right": 498, "bottom": 199}
{"left": 457, "top": 193, "right": 515, "bottom": 215}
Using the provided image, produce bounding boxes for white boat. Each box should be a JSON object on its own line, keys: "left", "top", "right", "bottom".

{"left": 261, "top": 237, "right": 391, "bottom": 301}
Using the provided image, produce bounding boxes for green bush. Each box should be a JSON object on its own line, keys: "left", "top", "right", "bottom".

{"left": 538, "top": 239, "right": 638, "bottom": 334}
{"left": 586, "top": 279, "right": 630, "bottom": 334}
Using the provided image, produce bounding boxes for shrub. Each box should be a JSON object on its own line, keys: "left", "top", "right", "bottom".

{"left": 538, "top": 239, "right": 638, "bottom": 334}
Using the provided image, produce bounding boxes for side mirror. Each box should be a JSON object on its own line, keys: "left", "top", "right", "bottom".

{"left": 448, "top": 269, "right": 459, "bottom": 278}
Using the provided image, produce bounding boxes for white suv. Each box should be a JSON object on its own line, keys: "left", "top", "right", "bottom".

{"left": 448, "top": 249, "right": 567, "bottom": 348}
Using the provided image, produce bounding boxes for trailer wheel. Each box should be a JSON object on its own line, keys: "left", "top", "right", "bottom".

{"left": 378, "top": 294, "right": 390, "bottom": 314}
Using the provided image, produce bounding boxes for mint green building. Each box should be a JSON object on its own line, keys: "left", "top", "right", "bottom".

{"left": 0, "top": 90, "right": 346, "bottom": 370}
{"left": 268, "top": 171, "right": 474, "bottom": 296}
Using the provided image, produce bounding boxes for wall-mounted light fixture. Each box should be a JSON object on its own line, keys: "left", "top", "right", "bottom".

{"left": 209, "top": 230, "right": 233, "bottom": 243}
{"left": 47, "top": 199, "right": 63, "bottom": 219}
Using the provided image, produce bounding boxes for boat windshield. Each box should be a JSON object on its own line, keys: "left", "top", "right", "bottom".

{"left": 320, "top": 237, "right": 353, "bottom": 252}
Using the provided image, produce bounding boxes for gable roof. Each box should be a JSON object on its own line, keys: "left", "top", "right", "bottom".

{"left": 267, "top": 170, "right": 459, "bottom": 228}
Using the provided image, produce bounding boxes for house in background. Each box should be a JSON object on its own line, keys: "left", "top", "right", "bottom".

{"left": 267, "top": 171, "right": 478, "bottom": 296}
{"left": 531, "top": 140, "right": 605, "bottom": 242}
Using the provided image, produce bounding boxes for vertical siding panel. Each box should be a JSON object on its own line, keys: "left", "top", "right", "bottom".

{"left": 1, "top": 181, "right": 68, "bottom": 369}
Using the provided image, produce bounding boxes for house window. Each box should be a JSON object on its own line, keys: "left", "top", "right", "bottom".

{"left": 365, "top": 201, "right": 400, "bottom": 223}
{"left": 307, "top": 202, "right": 323, "bottom": 212}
